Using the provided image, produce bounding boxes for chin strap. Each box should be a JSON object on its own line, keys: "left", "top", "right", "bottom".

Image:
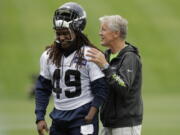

{"left": 55, "top": 39, "right": 75, "bottom": 51}
{"left": 55, "top": 40, "right": 62, "bottom": 48}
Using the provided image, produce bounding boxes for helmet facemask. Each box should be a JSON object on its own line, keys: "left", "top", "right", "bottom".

{"left": 53, "top": 2, "right": 87, "bottom": 31}
{"left": 53, "top": 9, "right": 78, "bottom": 48}
{"left": 53, "top": 2, "right": 87, "bottom": 48}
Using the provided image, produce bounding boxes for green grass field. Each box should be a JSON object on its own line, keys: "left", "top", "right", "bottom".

{"left": 0, "top": 94, "right": 180, "bottom": 135}
{"left": 0, "top": 0, "right": 180, "bottom": 134}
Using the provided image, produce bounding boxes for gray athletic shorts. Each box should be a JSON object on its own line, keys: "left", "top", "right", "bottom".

{"left": 100, "top": 125, "right": 142, "bottom": 135}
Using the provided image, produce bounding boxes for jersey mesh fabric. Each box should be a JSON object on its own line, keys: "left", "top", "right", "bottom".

{"left": 39, "top": 46, "right": 104, "bottom": 110}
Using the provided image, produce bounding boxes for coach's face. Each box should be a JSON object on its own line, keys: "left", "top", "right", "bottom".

{"left": 55, "top": 28, "right": 76, "bottom": 49}
{"left": 99, "top": 23, "right": 119, "bottom": 47}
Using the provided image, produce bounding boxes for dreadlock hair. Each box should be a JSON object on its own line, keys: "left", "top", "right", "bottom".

{"left": 46, "top": 30, "right": 98, "bottom": 68}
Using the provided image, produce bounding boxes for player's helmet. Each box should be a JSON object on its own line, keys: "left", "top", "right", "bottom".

{"left": 53, "top": 2, "right": 87, "bottom": 31}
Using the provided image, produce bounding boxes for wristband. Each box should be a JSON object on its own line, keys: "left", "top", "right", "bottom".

{"left": 101, "top": 63, "right": 109, "bottom": 70}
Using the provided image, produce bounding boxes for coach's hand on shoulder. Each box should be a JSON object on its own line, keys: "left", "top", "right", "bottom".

{"left": 86, "top": 48, "right": 107, "bottom": 68}
{"left": 37, "top": 120, "right": 49, "bottom": 135}
{"left": 85, "top": 106, "right": 98, "bottom": 123}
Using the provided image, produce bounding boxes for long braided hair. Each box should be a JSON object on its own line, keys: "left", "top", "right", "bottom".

{"left": 46, "top": 30, "right": 98, "bottom": 68}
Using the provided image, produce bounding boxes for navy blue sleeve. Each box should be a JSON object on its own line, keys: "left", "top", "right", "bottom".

{"left": 90, "top": 77, "right": 108, "bottom": 109}
{"left": 35, "top": 75, "right": 52, "bottom": 123}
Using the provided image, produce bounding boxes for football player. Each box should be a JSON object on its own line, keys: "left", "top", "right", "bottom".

{"left": 35, "top": 2, "right": 108, "bottom": 135}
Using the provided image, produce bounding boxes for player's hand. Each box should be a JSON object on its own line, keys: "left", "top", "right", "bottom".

{"left": 86, "top": 48, "right": 108, "bottom": 68}
{"left": 84, "top": 106, "right": 97, "bottom": 123}
{"left": 85, "top": 115, "right": 94, "bottom": 123}
{"left": 37, "top": 120, "right": 49, "bottom": 135}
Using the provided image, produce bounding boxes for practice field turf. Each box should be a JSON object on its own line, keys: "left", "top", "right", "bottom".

{"left": 0, "top": 94, "right": 180, "bottom": 135}
{"left": 0, "top": 0, "right": 180, "bottom": 134}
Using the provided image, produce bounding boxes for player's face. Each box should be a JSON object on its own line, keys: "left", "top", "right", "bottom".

{"left": 55, "top": 28, "right": 76, "bottom": 49}
{"left": 99, "top": 23, "right": 118, "bottom": 47}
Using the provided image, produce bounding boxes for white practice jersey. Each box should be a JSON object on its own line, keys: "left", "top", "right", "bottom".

{"left": 40, "top": 46, "right": 104, "bottom": 110}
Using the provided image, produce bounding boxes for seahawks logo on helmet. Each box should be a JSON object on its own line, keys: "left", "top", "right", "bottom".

{"left": 53, "top": 2, "right": 87, "bottom": 31}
